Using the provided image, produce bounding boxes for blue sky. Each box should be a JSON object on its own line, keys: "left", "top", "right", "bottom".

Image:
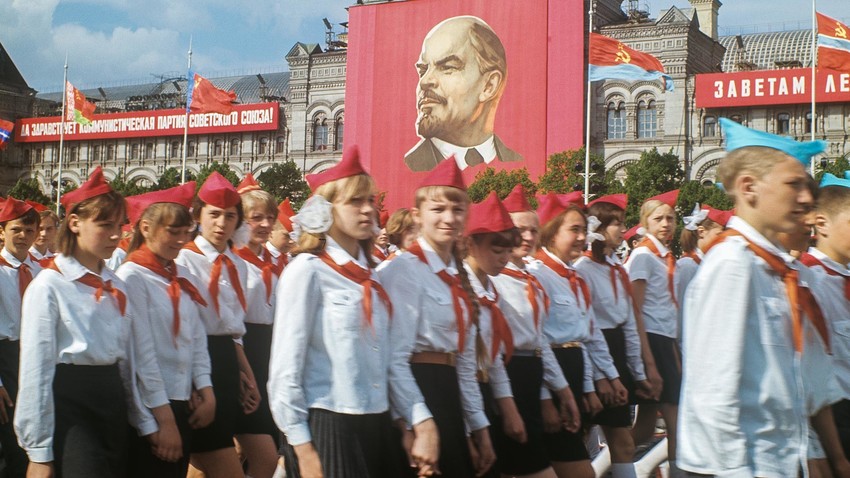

{"left": 2, "top": 0, "right": 846, "bottom": 94}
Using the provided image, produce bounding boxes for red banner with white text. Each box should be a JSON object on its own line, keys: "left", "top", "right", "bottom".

{"left": 695, "top": 68, "right": 850, "bottom": 108}
{"left": 15, "top": 103, "right": 280, "bottom": 143}
{"left": 345, "top": 0, "right": 585, "bottom": 210}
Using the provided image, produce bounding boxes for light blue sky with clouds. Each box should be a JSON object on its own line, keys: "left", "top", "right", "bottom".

{"left": 2, "top": 0, "right": 847, "bottom": 94}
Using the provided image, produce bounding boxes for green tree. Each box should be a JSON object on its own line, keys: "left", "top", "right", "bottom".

{"left": 155, "top": 167, "right": 195, "bottom": 190}
{"left": 7, "top": 178, "right": 52, "bottom": 205}
{"left": 815, "top": 156, "right": 850, "bottom": 183}
{"left": 467, "top": 167, "right": 536, "bottom": 204}
{"left": 676, "top": 180, "right": 733, "bottom": 215}
{"left": 622, "top": 148, "right": 686, "bottom": 226}
{"left": 537, "top": 148, "right": 607, "bottom": 197}
{"left": 109, "top": 172, "right": 151, "bottom": 198}
{"left": 196, "top": 161, "right": 239, "bottom": 191}
{"left": 257, "top": 161, "right": 311, "bottom": 209}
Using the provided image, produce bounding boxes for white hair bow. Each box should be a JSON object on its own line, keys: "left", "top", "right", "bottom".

{"left": 683, "top": 203, "right": 708, "bottom": 231}
{"left": 291, "top": 195, "right": 334, "bottom": 242}
{"left": 586, "top": 215, "right": 606, "bottom": 244}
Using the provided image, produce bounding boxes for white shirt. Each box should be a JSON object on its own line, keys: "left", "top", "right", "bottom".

{"left": 527, "top": 249, "right": 619, "bottom": 391}
{"left": 379, "top": 237, "right": 488, "bottom": 432}
{"left": 624, "top": 234, "right": 679, "bottom": 338}
{"left": 806, "top": 247, "right": 850, "bottom": 399}
{"left": 490, "top": 261, "right": 569, "bottom": 392}
{"left": 0, "top": 248, "right": 41, "bottom": 342}
{"left": 106, "top": 247, "right": 127, "bottom": 271}
{"left": 240, "top": 249, "right": 278, "bottom": 326}
{"left": 15, "top": 255, "right": 152, "bottom": 462}
{"left": 678, "top": 217, "right": 839, "bottom": 476}
{"left": 117, "top": 261, "right": 213, "bottom": 436}
{"left": 432, "top": 136, "right": 498, "bottom": 171}
{"left": 465, "top": 263, "right": 512, "bottom": 399}
{"left": 28, "top": 246, "right": 53, "bottom": 262}
{"left": 175, "top": 236, "right": 248, "bottom": 338}
{"left": 574, "top": 254, "right": 646, "bottom": 382}
{"left": 268, "top": 238, "right": 391, "bottom": 446}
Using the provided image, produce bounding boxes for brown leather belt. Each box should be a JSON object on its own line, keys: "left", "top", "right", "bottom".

{"left": 551, "top": 341, "right": 582, "bottom": 349}
{"left": 409, "top": 351, "right": 456, "bottom": 367}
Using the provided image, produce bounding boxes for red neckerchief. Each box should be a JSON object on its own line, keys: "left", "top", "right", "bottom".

{"left": 477, "top": 286, "right": 515, "bottom": 363}
{"left": 272, "top": 250, "right": 288, "bottom": 277}
{"left": 407, "top": 241, "right": 472, "bottom": 352}
{"left": 373, "top": 245, "right": 388, "bottom": 262}
{"left": 534, "top": 250, "right": 591, "bottom": 311}
{"left": 800, "top": 252, "right": 850, "bottom": 301}
{"left": 499, "top": 265, "right": 549, "bottom": 330}
{"left": 681, "top": 251, "right": 702, "bottom": 265}
{"left": 44, "top": 258, "right": 126, "bottom": 316}
{"left": 0, "top": 255, "right": 32, "bottom": 298}
{"left": 720, "top": 231, "right": 829, "bottom": 353}
{"left": 636, "top": 237, "right": 679, "bottom": 308}
{"left": 234, "top": 246, "right": 275, "bottom": 305}
{"left": 316, "top": 251, "right": 392, "bottom": 329}
{"left": 183, "top": 241, "right": 247, "bottom": 315}
{"left": 126, "top": 244, "right": 208, "bottom": 341}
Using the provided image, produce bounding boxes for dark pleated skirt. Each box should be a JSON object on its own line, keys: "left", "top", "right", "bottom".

{"left": 594, "top": 326, "right": 636, "bottom": 427}
{"left": 128, "top": 400, "right": 192, "bottom": 478}
{"left": 191, "top": 335, "right": 241, "bottom": 453}
{"left": 0, "top": 339, "right": 27, "bottom": 477}
{"left": 53, "top": 363, "right": 128, "bottom": 478}
{"left": 236, "top": 323, "right": 277, "bottom": 437}
{"left": 543, "top": 347, "right": 590, "bottom": 462}
{"left": 410, "top": 363, "right": 475, "bottom": 478}
{"left": 280, "top": 409, "right": 405, "bottom": 478}
{"left": 489, "top": 356, "right": 551, "bottom": 475}
{"left": 638, "top": 333, "right": 681, "bottom": 405}
{"left": 833, "top": 399, "right": 850, "bottom": 458}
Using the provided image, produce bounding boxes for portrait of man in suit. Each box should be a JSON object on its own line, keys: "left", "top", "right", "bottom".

{"left": 404, "top": 16, "right": 524, "bottom": 172}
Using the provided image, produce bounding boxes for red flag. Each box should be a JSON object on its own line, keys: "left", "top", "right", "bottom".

{"left": 588, "top": 33, "right": 673, "bottom": 91}
{"left": 65, "top": 82, "right": 96, "bottom": 126}
{"left": 0, "top": 119, "right": 14, "bottom": 150}
{"left": 187, "top": 73, "right": 237, "bottom": 115}
{"left": 817, "top": 12, "right": 850, "bottom": 73}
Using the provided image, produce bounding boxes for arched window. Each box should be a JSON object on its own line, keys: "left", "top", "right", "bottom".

{"left": 637, "top": 99, "right": 657, "bottom": 139}
{"left": 730, "top": 114, "right": 743, "bottom": 124}
{"left": 92, "top": 145, "right": 101, "bottom": 161}
{"left": 313, "top": 113, "right": 329, "bottom": 151}
{"left": 276, "top": 136, "right": 286, "bottom": 154}
{"left": 231, "top": 139, "right": 241, "bottom": 156}
{"left": 334, "top": 115, "right": 344, "bottom": 150}
{"left": 777, "top": 113, "right": 790, "bottom": 135}
{"left": 131, "top": 144, "right": 140, "bottom": 160}
{"left": 703, "top": 116, "right": 717, "bottom": 137}
{"left": 607, "top": 102, "right": 626, "bottom": 139}
{"left": 188, "top": 141, "right": 196, "bottom": 157}
{"left": 258, "top": 137, "right": 269, "bottom": 155}
{"left": 107, "top": 145, "right": 115, "bottom": 161}
{"left": 170, "top": 141, "right": 181, "bottom": 158}
{"left": 145, "top": 143, "right": 154, "bottom": 159}
{"left": 805, "top": 112, "right": 812, "bottom": 134}
{"left": 214, "top": 139, "right": 223, "bottom": 156}
{"left": 70, "top": 146, "right": 79, "bottom": 162}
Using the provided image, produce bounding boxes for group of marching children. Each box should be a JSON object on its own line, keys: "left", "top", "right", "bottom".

{"left": 1, "top": 115, "right": 850, "bottom": 478}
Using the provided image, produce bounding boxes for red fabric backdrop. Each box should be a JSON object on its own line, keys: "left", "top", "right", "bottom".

{"left": 346, "top": 0, "right": 585, "bottom": 210}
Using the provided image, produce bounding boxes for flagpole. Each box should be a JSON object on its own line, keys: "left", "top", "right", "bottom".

{"left": 811, "top": 0, "right": 817, "bottom": 176}
{"left": 56, "top": 54, "right": 68, "bottom": 214}
{"left": 584, "top": 4, "right": 595, "bottom": 204}
{"left": 181, "top": 36, "right": 192, "bottom": 184}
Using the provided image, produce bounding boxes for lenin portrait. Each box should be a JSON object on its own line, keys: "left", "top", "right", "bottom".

{"left": 404, "top": 16, "right": 524, "bottom": 172}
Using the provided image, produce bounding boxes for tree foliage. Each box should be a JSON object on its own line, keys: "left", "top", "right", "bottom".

{"left": 195, "top": 161, "right": 239, "bottom": 191}
{"left": 156, "top": 167, "right": 195, "bottom": 190}
{"left": 257, "top": 161, "right": 311, "bottom": 209}
{"left": 467, "top": 167, "right": 536, "bottom": 204}
{"left": 109, "top": 172, "right": 151, "bottom": 198}
{"left": 7, "top": 178, "right": 52, "bottom": 206}
{"left": 815, "top": 156, "right": 850, "bottom": 183}
{"left": 536, "top": 148, "right": 607, "bottom": 196}
{"left": 621, "top": 148, "right": 686, "bottom": 226}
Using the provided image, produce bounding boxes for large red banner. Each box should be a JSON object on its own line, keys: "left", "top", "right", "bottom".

{"left": 15, "top": 103, "right": 279, "bottom": 143}
{"left": 345, "top": 0, "right": 585, "bottom": 209}
{"left": 695, "top": 68, "right": 850, "bottom": 108}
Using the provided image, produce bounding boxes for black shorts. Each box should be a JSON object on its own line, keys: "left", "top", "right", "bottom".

{"left": 191, "top": 335, "right": 241, "bottom": 453}
{"left": 543, "top": 347, "right": 590, "bottom": 462}
{"left": 638, "top": 333, "right": 681, "bottom": 405}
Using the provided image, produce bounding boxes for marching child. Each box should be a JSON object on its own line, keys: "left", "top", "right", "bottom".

{"left": 379, "top": 158, "right": 494, "bottom": 477}
{"left": 27, "top": 203, "right": 58, "bottom": 264}
{"left": 678, "top": 118, "right": 841, "bottom": 475}
{"left": 0, "top": 197, "right": 42, "bottom": 477}
{"left": 676, "top": 204, "right": 731, "bottom": 302}
{"left": 119, "top": 183, "right": 216, "bottom": 477}
{"left": 175, "top": 172, "right": 259, "bottom": 477}
{"left": 266, "top": 198, "right": 296, "bottom": 268}
{"left": 268, "top": 146, "right": 404, "bottom": 477}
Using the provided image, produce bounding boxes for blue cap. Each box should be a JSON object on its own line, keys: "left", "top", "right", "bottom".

{"left": 820, "top": 173, "right": 850, "bottom": 189}
{"left": 720, "top": 117, "right": 827, "bottom": 167}
{"left": 845, "top": 171, "right": 850, "bottom": 180}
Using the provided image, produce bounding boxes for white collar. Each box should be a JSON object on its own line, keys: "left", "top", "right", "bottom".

{"left": 54, "top": 254, "right": 115, "bottom": 282}
{"left": 645, "top": 234, "right": 671, "bottom": 257}
{"left": 542, "top": 247, "right": 573, "bottom": 269}
{"left": 265, "top": 241, "right": 281, "bottom": 258}
{"left": 809, "top": 247, "right": 850, "bottom": 276}
{"left": 325, "top": 236, "right": 369, "bottom": 270}
{"left": 606, "top": 252, "right": 623, "bottom": 266}
{"left": 431, "top": 136, "right": 497, "bottom": 171}
{"left": 417, "top": 237, "right": 458, "bottom": 276}
{"left": 463, "top": 262, "right": 495, "bottom": 299}
{"left": 727, "top": 216, "right": 796, "bottom": 266}
{"left": 1, "top": 248, "right": 35, "bottom": 268}
{"left": 194, "top": 235, "right": 230, "bottom": 261}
